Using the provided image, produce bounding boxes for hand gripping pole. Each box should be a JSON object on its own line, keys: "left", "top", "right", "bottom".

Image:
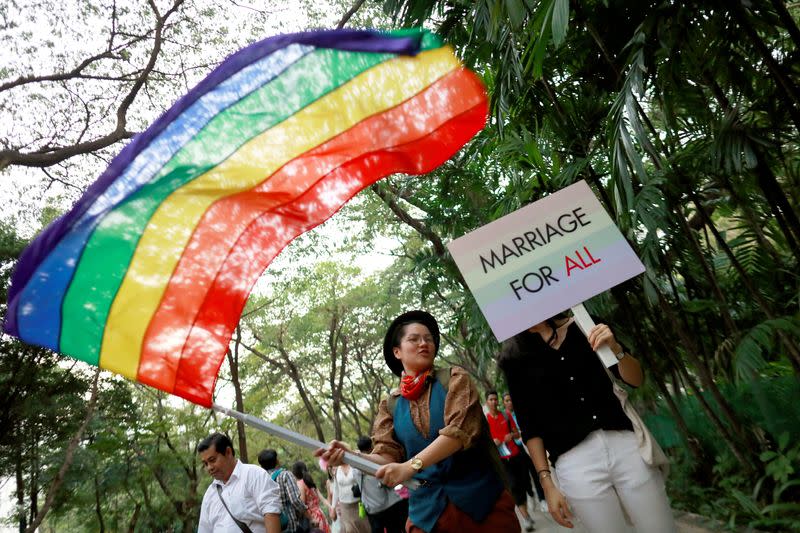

{"left": 570, "top": 303, "right": 618, "bottom": 368}
{"left": 211, "top": 403, "right": 419, "bottom": 490}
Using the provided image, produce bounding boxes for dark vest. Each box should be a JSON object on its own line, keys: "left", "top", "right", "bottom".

{"left": 392, "top": 378, "right": 504, "bottom": 532}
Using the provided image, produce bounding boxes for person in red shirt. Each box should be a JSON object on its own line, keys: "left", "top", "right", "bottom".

{"left": 486, "top": 391, "right": 535, "bottom": 531}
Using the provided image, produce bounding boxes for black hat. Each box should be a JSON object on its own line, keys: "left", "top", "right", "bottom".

{"left": 383, "top": 310, "right": 440, "bottom": 377}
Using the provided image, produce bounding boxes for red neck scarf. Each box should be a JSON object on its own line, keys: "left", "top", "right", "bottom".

{"left": 399, "top": 369, "right": 432, "bottom": 401}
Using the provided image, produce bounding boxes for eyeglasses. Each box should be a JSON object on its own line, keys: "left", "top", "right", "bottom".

{"left": 402, "top": 335, "right": 435, "bottom": 345}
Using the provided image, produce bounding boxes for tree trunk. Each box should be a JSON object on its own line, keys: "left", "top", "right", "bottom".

{"left": 586, "top": 166, "right": 616, "bottom": 216}
{"left": 633, "top": 273, "right": 759, "bottom": 470}
{"left": 704, "top": 70, "right": 800, "bottom": 264}
{"left": 138, "top": 480, "right": 153, "bottom": 516}
{"left": 769, "top": 0, "right": 800, "bottom": 49}
{"left": 94, "top": 474, "right": 105, "bottom": 533}
{"left": 370, "top": 183, "right": 470, "bottom": 292}
{"left": 720, "top": 173, "right": 785, "bottom": 265}
{"left": 26, "top": 369, "right": 101, "bottom": 533}
{"left": 674, "top": 203, "right": 738, "bottom": 336}
{"left": 28, "top": 433, "right": 38, "bottom": 528}
{"left": 243, "top": 337, "right": 328, "bottom": 442}
{"left": 649, "top": 294, "right": 754, "bottom": 466}
{"left": 753, "top": 152, "right": 800, "bottom": 263}
{"left": 328, "top": 311, "right": 347, "bottom": 442}
{"left": 338, "top": 398, "right": 365, "bottom": 437}
{"left": 670, "top": 367, "right": 684, "bottom": 403}
{"left": 653, "top": 294, "right": 760, "bottom": 473}
{"left": 228, "top": 327, "right": 248, "bottom": 462}
{"left": 651, "top": 369, "right": 704, "bottom": 463}
{"left": 16, "top": 449, "right": 26, "bottom": 533}
{"left": 729, "top": 0, "right": 800, "bottom": 130}
{"left": 336, "top": 0, "right": 367, "bottom": 28}
{"left": 284, "top": 356, "right": 327, "bottom": 442}
{"left": 612, "top": 288, "right": 703, "bottom": 462}
{"left": 127, "top": 504, "right": 141, "bottom": 533}
{"left": 674, "top": 356, "right": 753, "bottom": 466}
{"left": 186, "top": 460, "right": 199, "bottom": 528}
{"left": 691, "top": 193, "right": 800, "bottom": 374}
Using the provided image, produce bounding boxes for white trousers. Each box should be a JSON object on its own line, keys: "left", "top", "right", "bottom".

{"left": 554, "top": 430, "right": 676, "bottom": 533}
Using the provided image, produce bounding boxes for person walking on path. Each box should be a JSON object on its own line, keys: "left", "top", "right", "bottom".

{"left": 292, "top": 461, "right": 332, "bottom": 533}
{"left": 258, "top": 449, "right": 309, "bottom": 533}
{"left": 499, "top": 315, "right": 676, "bottom": 533}
{"left": 198, "top": 433, "right": 282, "bottom": 533}
{"left": 504, "top": 392, "right": 547, "bottom": 511}
{"left": 330, "top": 462, "right": 370, "bottom": 533}
{"left": 324, "top": 467, "right": 340, "bottom": 533}
{"left": 317, "top": 310, "right": 519, "bottom": 533}
{"left": 354, "top": 435, "right": 409, "bottom": 533}
{"left": 486, "top": 390, "right": 536, "bottom": 531}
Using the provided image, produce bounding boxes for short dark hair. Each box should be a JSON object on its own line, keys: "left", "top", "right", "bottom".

{"left": 258, "top": 449, "right": 278, "bottom": 470}
{"left": 503, "top": 392, "right": 512, "bottom": 400}
{"left": 486, "top": 390, "right": 498, "bottom": 400}
{"left": 197, "top": 433, "right": 234, "bottom": 456}
{"left": 356, "top": 436, "right": 373, "bottom": 453}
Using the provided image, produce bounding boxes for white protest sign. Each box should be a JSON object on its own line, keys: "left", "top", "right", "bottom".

{"left": 447, "top": 180, "right": 645, "bottom": 346}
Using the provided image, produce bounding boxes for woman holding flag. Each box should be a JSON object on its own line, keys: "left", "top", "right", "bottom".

{"left": 317, "top": 310, "right": 518, "bottom": 533}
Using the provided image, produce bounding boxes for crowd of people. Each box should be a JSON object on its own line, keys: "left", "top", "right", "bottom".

{"left": 198, "top": 309, "right": 676, "bottom": 533}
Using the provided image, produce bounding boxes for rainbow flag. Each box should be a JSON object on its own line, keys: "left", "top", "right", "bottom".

{"left": 3, "top": 29, "right": 487, "bottom": 407}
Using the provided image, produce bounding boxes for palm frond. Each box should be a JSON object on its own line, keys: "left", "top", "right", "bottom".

{"left": 734, "top": 317, "right": 800, "bottom": 382}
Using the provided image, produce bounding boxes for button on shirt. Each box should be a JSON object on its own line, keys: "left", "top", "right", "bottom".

{"left": 199, "top": 460, "right": 281, "bottom": 533}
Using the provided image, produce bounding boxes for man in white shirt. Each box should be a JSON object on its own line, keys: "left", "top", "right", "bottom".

{"left": 198, "top": 433, "right": 282, "bottom": 533}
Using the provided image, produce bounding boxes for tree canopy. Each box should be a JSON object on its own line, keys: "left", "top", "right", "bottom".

{"left": 1, "top": 0, "right": 799, "bottom": 531}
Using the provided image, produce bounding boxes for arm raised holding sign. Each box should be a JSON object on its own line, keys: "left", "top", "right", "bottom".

{"left": 585, "top": 323, "right": 643, "bottom": 387}
{"left": 497, "top": 315, "right": 674, "bottom": 532}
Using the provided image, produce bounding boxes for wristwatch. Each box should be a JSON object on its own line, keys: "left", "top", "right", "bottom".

{"left": 409, "top": 456, "right": 424, "bottom": 471}
{"left": 614, "top": 350, "right": 626, "bottom": 361}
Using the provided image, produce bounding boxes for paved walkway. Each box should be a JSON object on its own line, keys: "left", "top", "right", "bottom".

{"left": 517, "top": 502, "right": 731, "bottom": 532}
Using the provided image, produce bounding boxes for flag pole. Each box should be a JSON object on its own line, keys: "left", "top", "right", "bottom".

{"left": 570, "top": 303, "right": 618, "bottom": 367}
{"left": 211, "top": 403, "right": 419, "bottom": 489}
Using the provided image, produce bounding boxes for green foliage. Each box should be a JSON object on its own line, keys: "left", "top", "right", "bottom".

{"left": 691, "top": 431, "right": 800, "bottom": 532}
{"left": 760, "top": 432, "right": 799, "bottom": 487}
{"left": 44, "top": 386, "right": 216, "bottom": 531}
{"left": 734, "top": 317, "right": 800, "bottom": 382}
{"left": 645, "top": 375, "right": 800, "bottom": 530}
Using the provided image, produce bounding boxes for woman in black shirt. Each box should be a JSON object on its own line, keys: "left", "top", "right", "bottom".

{"left": 499, "top": 315, "right": 675, "bottom": 532}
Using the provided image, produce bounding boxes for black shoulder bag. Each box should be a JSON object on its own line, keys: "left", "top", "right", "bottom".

{"left": 215, "top": 484, "right": 254, "bottom": 533}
